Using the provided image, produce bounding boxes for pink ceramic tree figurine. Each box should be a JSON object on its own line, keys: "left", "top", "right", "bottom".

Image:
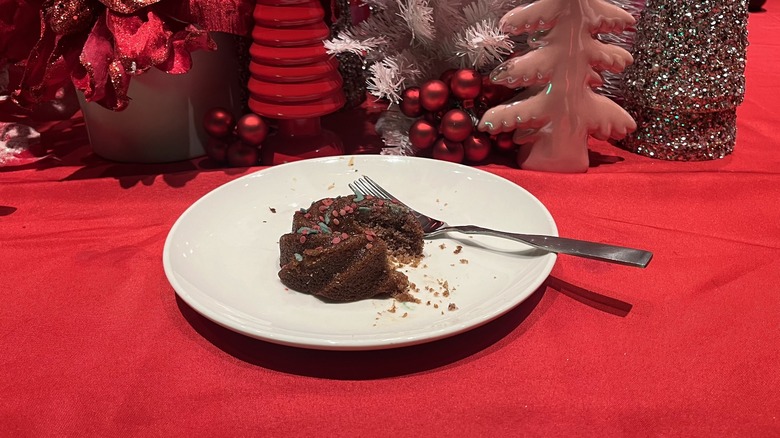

{"left": 478, "top": 0, "right": 637, "bottom": 172}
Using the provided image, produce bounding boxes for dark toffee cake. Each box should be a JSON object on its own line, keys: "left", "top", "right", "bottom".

{"left": 278, "top": 193, "right": 424, "bottom": 302}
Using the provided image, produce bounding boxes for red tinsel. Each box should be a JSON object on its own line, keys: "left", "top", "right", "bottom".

{"left": 0, "top": 0, "right": 253, "bottom": 111}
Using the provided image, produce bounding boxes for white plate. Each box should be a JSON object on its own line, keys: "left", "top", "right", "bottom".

{"left": 163, "top": 155, "right": 557, "bottom": 350}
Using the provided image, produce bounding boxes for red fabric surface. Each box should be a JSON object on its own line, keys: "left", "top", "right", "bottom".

{"left": 2, "top": 9, "right": 779, "bottom": 437}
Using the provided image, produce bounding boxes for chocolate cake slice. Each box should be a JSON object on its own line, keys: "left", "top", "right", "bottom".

{"left": 278, "top": 194, "right": 424, "bottom": 302}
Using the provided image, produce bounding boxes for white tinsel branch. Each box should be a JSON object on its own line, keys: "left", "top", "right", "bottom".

{"left": 452, "top": 19, "right": 515, "bottom": 69}
{"left": 324, "top": 34, "right": 386, "bottom": 56}
{"left": 397, "top": 0, "right": 436, "bottom": 45}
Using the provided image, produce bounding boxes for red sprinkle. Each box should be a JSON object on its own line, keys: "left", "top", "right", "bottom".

{"left": 350, "top": 203, "right": 357, "bottom": 210}
{"left": 332, "top": 210, "right": 339, "bottom": 217}
{"left": 299, "top": 235, "right": 306, "bottom": 243}
{"left": 332, "top": 218, "right": 340, "bottom": 225}
{"left": 376, "top": 200, "right": 384, "bottom": 206}
{"left": 332, "top": 237, "right": 341, "bottom": 244}
{"left": 365, "top": 243, "right": 373, "bottom": 249}
{"left": 339, "top": 208, "right": 347, "bottom": 216}
{"left": 322, "top": 198, "right": 333, "bottom": 206}
{"left": 341, "top": 232, "right": 348, "bottom": 239}
{"left": 318, "top": 205, "right": 328, "bottom": 212}
{"left": 304, "top": 213, "right": 311, "bottom": 219}
{"left": 365, "top": 233, "right": 374, "bottom": 241}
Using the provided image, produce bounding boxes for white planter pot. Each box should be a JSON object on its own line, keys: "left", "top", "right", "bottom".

{"left": 79, "top": 32, "right": 244, "bottom": 163}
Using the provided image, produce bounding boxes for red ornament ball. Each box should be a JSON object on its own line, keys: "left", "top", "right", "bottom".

{"left": 439, "top": 109, "right": 474, "bottom": 142}
{"left": 236, "top": 113, "right": 268, "bottom": 146}
{"left": 479, "top": 75, "right": 515, "bottom": 107}
{"left": 450, "top": 69, "right": 482, "bottom": 100}
{"left": 432, "top": 138, "right": 465, "bottom": 163}
{"left": 464, "top": 133, "right": 492, "bottom": 163}
{"left": 493, "top": 132, "right": 516, "bottom": 152}
{"left": 439, "top": 69, "right": 457, "bottom": 87}
{"left": 204, "top": 137, "right": 230, "bottom": 163}
{"left": 419, "top": 79, "right": 450, "bottom": 112}
{"left": 226, "top": 141, "right": 259, "bottom": 167}
{"left": 408, "top": 119, "right": 438, "bottom": 150}
{"left": 399, "top": 87, "right": 423, "bottom": 118}
{"left": 203, "top": 107, "right": 235, "bottom": 138}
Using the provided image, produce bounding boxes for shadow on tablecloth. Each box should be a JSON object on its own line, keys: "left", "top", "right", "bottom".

{"left": 175, "top": 284, "right": 551, "bottom": 380}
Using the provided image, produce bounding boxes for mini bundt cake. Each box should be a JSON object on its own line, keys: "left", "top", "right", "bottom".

{"left": 278, "top": 193, "right": 424, "bottom": 302}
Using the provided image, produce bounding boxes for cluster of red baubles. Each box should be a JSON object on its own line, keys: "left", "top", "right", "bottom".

{"left": 400, "top": 68, "right": 516, "bottom": 164}
{"left": 202, "top": 108, "right": 270, "bottom": 167}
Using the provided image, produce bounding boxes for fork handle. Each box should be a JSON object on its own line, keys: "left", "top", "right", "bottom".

{"left": 439, "top": 225, "right": 653, "bottom": 268}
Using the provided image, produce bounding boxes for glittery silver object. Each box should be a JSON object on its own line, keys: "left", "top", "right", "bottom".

{"left": 620, "top": 105, "right": 736, "bottom": 160}
{"left": 597, "top": 0, "right": 646, "bottom": 104}
{"left": 618, "top": 0, "right": 748, "bottom": 160}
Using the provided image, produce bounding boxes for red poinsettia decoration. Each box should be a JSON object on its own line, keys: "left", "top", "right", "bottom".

{"left": 1, "top": 0, "right": 253, "bottom": 111}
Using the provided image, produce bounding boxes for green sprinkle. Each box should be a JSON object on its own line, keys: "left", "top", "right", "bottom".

{"left": 294, "top": 253, "right": 303, "bottom": 262}
{"left": 297, "top": 226, "right": 319, "bottom": 235}
{"left": 358, "top": 206, "right": 371, "bottom": 213}
{"left": 318, "top": 222, "right": 332, "bottom": 233}
{"left": 352, "top": 191, "right": 365, "bottom": 202}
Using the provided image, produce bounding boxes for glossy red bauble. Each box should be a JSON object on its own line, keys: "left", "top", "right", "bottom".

{"left": 493, "top": 132, "right": 516, "bottom": 151}
{"left": 432, "top": 138, "right": 465, "bottom": 163}
{"left": 226, "top": 141, "right": 260, "bottom": 167}
{"left": 419, "top": 80, "right": 450, "bottom": 112}
{"left": 450, "top": 69, "right": 482, "bottom": 100}
{"left": 479, "top": 75, "right": 516, "bottom": 106}
{"left": 236, "top": 113, "right": 269, "bottom": 146}
{"left": 439, "top": 69, "right": 457, "bottom": 87}
{"left": 439, "top": 109, "right": 474, "bottom": 142}
{"left": 464, "top": 133, "right": 492, "bottom": 163}
{"left": 399, "top": 87, "right": 423, "bottom": 118}
{"left": 408, "top": 119, "right": 438, "bottom": 150}
{"left": 203, "top": 107, "right": 235, "bottom": 138}
{"left": 205, "top": 137, "right": 230, "bottom": 162}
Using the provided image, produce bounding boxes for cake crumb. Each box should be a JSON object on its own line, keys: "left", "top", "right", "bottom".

{"left": 402, "top": 312, "right": 408, "bottom": 318}
{"left": 439, "top": 243, "right": 446, "bottom": 250}
{"left": 448, "top": 303, "right": 458, "bottom": 311}
{"left": 269, "top": 207, "right": 276, "bottom": 213}
{"left": 459, "top": 259, "right": 468, "bottom": 264}
{"left": 348, "top": 157, "right": 355, "bottom": 166}
{"left": 453, "top": 245, "right": 462, "bottom": 254}
{"left": 388, "top": 302, "right": 397, "bottom": 313}
{"left": 433, "top": 303, "right": 439, "bottom": 309}
{"left": 327, "top": 182, "right": 335, "bottom": 190}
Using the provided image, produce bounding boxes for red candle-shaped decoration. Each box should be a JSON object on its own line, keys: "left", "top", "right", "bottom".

{"left": 247, "top": 0, "right": 346, "bottom": 165}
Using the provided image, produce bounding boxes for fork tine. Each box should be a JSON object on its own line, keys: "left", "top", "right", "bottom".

{"left": 349, "top": 179, "right": 380, "bottom": 199}
{"left": 360, "top": 176, "right": 399, "bottom": 202}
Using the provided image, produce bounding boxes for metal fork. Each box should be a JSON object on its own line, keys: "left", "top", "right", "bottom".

{"left": 349, "top": 176, "right": 652, "bottom": 268}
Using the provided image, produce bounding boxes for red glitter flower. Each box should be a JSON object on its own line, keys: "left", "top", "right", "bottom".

{"left": 1, "top": 0, "right": 253, "bottom": 111}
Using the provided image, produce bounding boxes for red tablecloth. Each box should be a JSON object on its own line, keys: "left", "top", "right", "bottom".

{"left": 2, "top": 8, "right": 779, "bottom": 437}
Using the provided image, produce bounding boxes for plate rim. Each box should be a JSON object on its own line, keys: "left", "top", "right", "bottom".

{"left": 163, "top": 155, "right": 557, "bottom": 350}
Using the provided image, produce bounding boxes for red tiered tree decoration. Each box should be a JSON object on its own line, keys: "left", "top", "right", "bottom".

{"left": 248, "top": 0, "right": 346, "bottom": 165}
